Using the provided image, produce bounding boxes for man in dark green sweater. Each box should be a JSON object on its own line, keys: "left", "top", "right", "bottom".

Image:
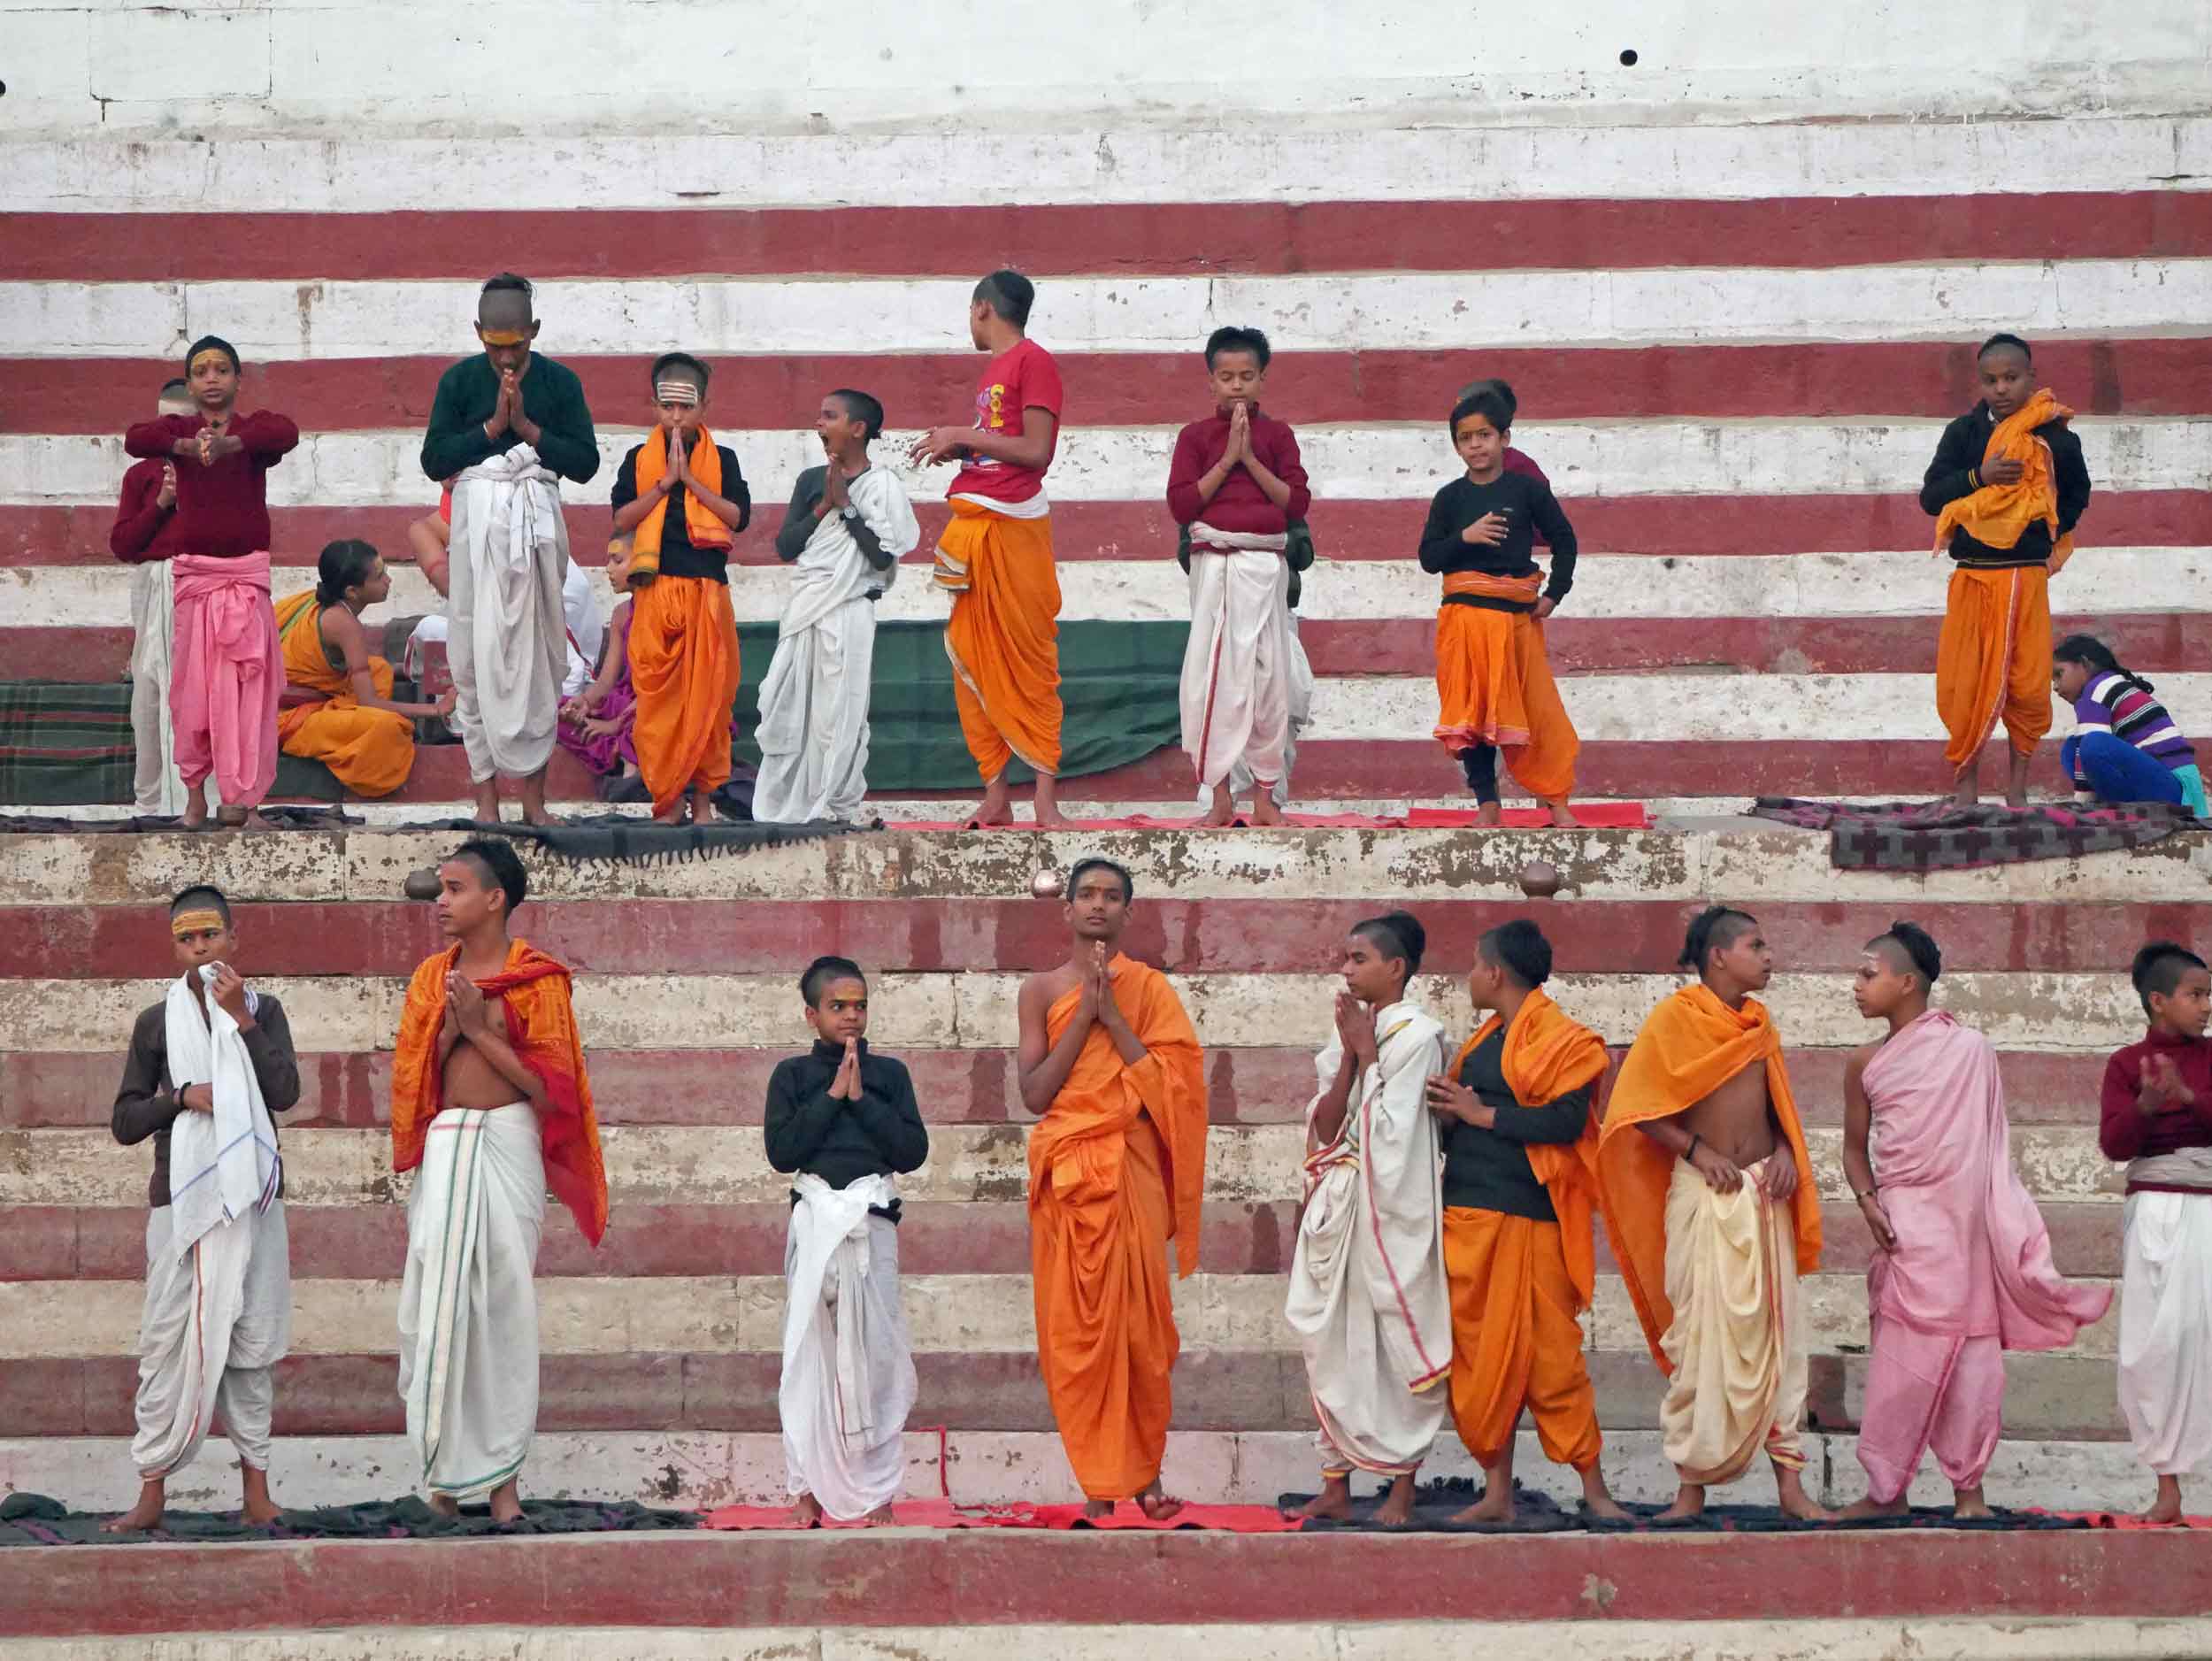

{"left": 419, "top": 274, "right": 600, "bottom": 824}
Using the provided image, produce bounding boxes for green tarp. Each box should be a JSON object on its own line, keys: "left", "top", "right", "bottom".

{"left": 0, "top": 619, "right": 1192, "bottom": 807}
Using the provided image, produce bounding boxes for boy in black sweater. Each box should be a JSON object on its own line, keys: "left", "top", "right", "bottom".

{"left": 764, "top": 956, "right": 929, "bottom": 1524}
{"left": 1418, "top": 385, "right": 1581, "bottom": 826}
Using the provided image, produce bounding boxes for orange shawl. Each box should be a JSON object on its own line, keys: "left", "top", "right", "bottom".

{"left": 1932, "top": 388, "right": 2078, "bottom": 573}
{"left": 390, "top": 939, "right": 608, "bottom": 1245}
{"left": 1449, "top": 988, "right": 1611, "bottom": 1311}
{"left": 1029, "top": 955, "right": 1208, "bottom": 1276}
{"left": 631, "top": 427, "right": 733, "bottom": 578}
{"left": 1594, "top": 983, "right": 1819, "bottom": 1372}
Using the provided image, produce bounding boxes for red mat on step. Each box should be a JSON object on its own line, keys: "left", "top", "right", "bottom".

{"left": 2039, "top": 1509, "right": 2212, "bottom": 1529}
{"left": 702, "top": 1498, "right": 1303, "bottom": 1533}
{"left": 895, "top": 803, "right": 1648, "bottom": 832}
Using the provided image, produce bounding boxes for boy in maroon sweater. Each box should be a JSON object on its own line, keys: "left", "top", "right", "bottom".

{"left": 111, "top": 378, "right": 201, "bottom": 817}
{"left": 2101, "top": 941, "right": 2212, "bottom": 1523}
{"left": 122, "top": 337, "right": 299, "bottom": 829}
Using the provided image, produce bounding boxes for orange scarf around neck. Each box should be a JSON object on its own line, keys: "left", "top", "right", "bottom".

{"left": 631, "top": 427, "right": 731, "bottom": 579}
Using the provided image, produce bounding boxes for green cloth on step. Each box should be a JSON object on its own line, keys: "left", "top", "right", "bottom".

{"left": 731, "top": 619, "right": 1188, "bottom": 790}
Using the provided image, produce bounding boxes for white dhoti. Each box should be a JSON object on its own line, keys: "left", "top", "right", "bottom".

{"left": 780, "top": 1173, "right": 918, "bottom": 1519}
{"left": 1230, "top": 611, "right": 1311, "bottom": 810}
{"left": 449, "top": 447, "right": 571, "bottom": 781}
{"left": 134, "top": 978, "right": 288, "bottom": 1478}
{"left": 755, "top": 467, "right": 918, "bottom": 825}
{"left": 1181, "top": 525, "right": 1294, "bottom": 799}
{"left": 397, "top": 1103, "right": 547, "bottom": 1500}
{"left": 2119, "top": 1151, "right": 2212, "bottom": 1476}
{"left": 128, "top": 559, "right": 192, "bottom": 816}
{"left": 1286, "top": 1002, "right": 1453, "bottom": 1474}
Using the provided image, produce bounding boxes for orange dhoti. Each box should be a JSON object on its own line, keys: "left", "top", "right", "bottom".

{"left": 628, "top": 573, "right": 741, "bottom": 816}
{"left": 1028, "top": 954, "right": 1207, "bottom": 1501}
{"left": 273, "top": 590, "right": 416, "bottom": 797}
{"left": 1443, "top": 988, "right": 1610, "bottom": 1470}
{"left": 1432, "top": 573, "right": 1577, "bottom": 801}
{"left": 934, "top": 499, "right": 1063, "bottom": 781}
{"left": 1935, "top": 564, "right": 2052, "bottom": 771}
{"left": 1443, "top": 1210, "right": 1601, "bottom": 1469}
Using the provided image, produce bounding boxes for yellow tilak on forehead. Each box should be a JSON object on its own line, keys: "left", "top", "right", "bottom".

{"left": 478, "top": 327, "right": 531, "bottom": 346}
{"left": 188, "top": 349, "right": 230, "bottom": 375}
{"left": 171, "top": 910, "right": 225, "bottom": 937}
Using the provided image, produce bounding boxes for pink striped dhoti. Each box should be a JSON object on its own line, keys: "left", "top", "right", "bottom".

{"left": 168, "top": 550, "right": 280, "bottom": 807}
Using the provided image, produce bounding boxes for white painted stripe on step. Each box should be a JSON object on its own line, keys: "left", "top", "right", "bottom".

{"left": 13, "top": 263, "right": 2212, "bottom": 358}
{"left": 6, "top": 421, "right": 2205, "bottom": 508}
{"left": 12, "top": 546, "right": 2212, "bottom": 628}
{"left": 11, "top": 118, "right": 2209, "bottom": 211}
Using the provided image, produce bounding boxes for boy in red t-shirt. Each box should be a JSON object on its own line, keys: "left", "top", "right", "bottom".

{"left": 910, "top": 270, "right": 1068, "bottom": 827}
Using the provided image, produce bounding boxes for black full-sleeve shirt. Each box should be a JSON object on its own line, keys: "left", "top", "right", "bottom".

{"left": 611, "top": 439, "right": 751, "bottom": 582}
{"left": 1439, "top": 1026, "right": 1590, "bottom": 1221}
{"left": 419, "top": 352, "right": 601, "bottom": 486}
{"left": 764, "top": 1039, "right": 929, "bottom": 1220}
{"left": 1918, "top": 402, "right": 2091, "bottom": 568}
{"left": 112, "top": 988, "right": 302, "bottom": 1208}
{"left": 1417, "top": 472, "right": 1579, "bottom": 605}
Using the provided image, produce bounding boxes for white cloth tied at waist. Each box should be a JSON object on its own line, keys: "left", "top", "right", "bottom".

{"left": 449, "top": 444, "right": 571, "bottom": 779}
{"left": 784, "top": 1173, "right": 895, "bottom": 1448}
{"left": 1190, "top": 520, "right": 1288, "bottom": 554}
{"left": 163, "top": 976, "right": 280, "bottom": 1258}
{"left": 2129, "top": 1144, "right": 2212, "bottom": 1191}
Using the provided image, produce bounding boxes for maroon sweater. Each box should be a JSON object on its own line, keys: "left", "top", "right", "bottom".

{"left": 122, "top": 411, "right": 300, "bottom": 557}
{"left": 2100, "top": 1027, "right": 2212, "bottom": 1190}
{"left": 109, "top": 457, "right": 191, "bottom": 564}
{"left": 1165, "top": 405, "right": 1312, "bottom": 534}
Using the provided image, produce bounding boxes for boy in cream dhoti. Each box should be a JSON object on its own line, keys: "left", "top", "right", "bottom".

{"left": 105, "top": 885, "right": 299, "bottom": 1532}
{"left": 389, "top": 838, "right": 606, "bottom": 1521}
{"left": 766, "top": 957, "right": 929, "bottom": 1523}
{"left": 420, "top": 273, "right": 600, "bottom": 826}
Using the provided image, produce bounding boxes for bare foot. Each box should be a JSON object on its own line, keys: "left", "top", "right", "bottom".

{"left": 789, "top": 1491, "right": 824, "bottom": 1527}
{"left": 1032, "top": 773, "right": 1068, "bottom": 829}
{"left": 1473, "top": 801, "right": 1502, "bottom": 827}
{"left": 1775, "top": 1465, "right": 1836, "bottom": 1523}
{"left": 971, "top": 776, "right": 1015, "bottom": 827}
{"left": 1082, "top": 1497, "right": 1115, "bottom": 1520}
{"left": 426, "top": 1492, "right": 461, "bottom": 1518}
{"left": 863, "top": 1502, "right": 897, "bottom": 1527}
{"left": 521, "top": 807, "right": 561, "bottom": 827}
{"left": 1449, "top": 1488, "right": 1514, "bottom": 1525}
{"left": 487, "top": 1478, "right": 524, "bottom": 1524}
{"left": 2005, "top": 751, "right": 2033, "bottom": 811}
{"left": 2002, "top": 789, "right": 2030, "bottom": 811}
{"left": 216, "top": 805, "right": 249, "bottom": 831}
{"left": 1951, "top": 771, "right": 1979, "bottom": 809}
{"left": 1134, "top": 1481, "right": 1185, "bottom": 1522}
{"left": 1578, "top": 1466, "right": 1632, "bottom": 1522}
{"left": 1839, "top": 1494, "right": 1909, "bottom": 1520}
{"left": 652, "top": 803, "right": 687, "bottom": 826}
{"left": 1952, "top": 1487, "right": 1993, "bottom": 1521}
{"left": 471, "top": 783, "right": 503, "bottom": 824}
{"left": 1653, "top": 1480, "right": 1706, "bottom": 1522}
{"left": 2141, "top": 1475, "right": 2185, "bottom": 1525}
{"left": 1542, "top": 799, "right": 1578, "bottom": 828}
{"left": 239, "top": 811, "right": 278, "bottom": 833}
{"left": 239, "top": 1465, "right": 281, "bottom": 1526}
{"left": 518, "top": 773, "right": 553, "bottom": 827}
{"left": 1248, "top": 794, "right": 1284, "bottom": 826}
{"left": 1196, "top": 785, "right": 1236, "bottom": 827}
{"left": 1291, "top": 1475, "right": 1354, "bottom": 1521}
{"left": 101, "top": 1480, "right": 165, "bottom": 1534}
{"left": 180, "top": 796, "right": 210, "bottom": 831}
{"left": 1371, "top": 1473, "right": 1418, "bottom": 1527}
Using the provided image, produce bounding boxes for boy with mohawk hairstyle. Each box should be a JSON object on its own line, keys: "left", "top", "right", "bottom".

{"left": 105, "top": 884, "right": 299, "bottom": 1532}
{"left": 2101, "top": 942, "right": 2212, "bottom": 1524}
{"left": 766, "top": 955, "right": 929, "bottom": 1524}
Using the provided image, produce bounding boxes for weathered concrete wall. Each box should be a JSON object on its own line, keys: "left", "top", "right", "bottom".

{"left": 4, "top": 0, "right": 2208, "bottom": 141}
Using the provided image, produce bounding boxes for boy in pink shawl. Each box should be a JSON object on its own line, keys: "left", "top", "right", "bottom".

{"left": 1839, "top": 921, "right": 2111, "bottom": 1518}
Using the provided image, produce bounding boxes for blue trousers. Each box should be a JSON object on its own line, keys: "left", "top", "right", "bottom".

{"left": 2062, "top": 731, "right": 2184, "bottom": 805}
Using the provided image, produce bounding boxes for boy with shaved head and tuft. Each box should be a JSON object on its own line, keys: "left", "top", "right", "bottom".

{"left": 389, "top": 837, "right": 606, "bottom": 1522}
{"left": 421, "top": 274, "right": 600, "bottom": 826}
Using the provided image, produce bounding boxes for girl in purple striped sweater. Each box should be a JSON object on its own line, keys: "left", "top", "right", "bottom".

{"left": 2054, "top": 634, "right": 2206, "bottom": 816}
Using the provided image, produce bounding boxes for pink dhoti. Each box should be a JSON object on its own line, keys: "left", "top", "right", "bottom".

{"left": 169, "top": 551, "right": 280, "bottom": 808}
{"left": 1855, "top": 1011, "right": 2110, "bottom": 1502}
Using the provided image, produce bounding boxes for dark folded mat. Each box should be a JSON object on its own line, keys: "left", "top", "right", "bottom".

{"left": 1750, "top": 795, "right": 2195, "bottom": 870}
{"left": 0, "top": 1492, "right": 697, "bottom": 1546}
